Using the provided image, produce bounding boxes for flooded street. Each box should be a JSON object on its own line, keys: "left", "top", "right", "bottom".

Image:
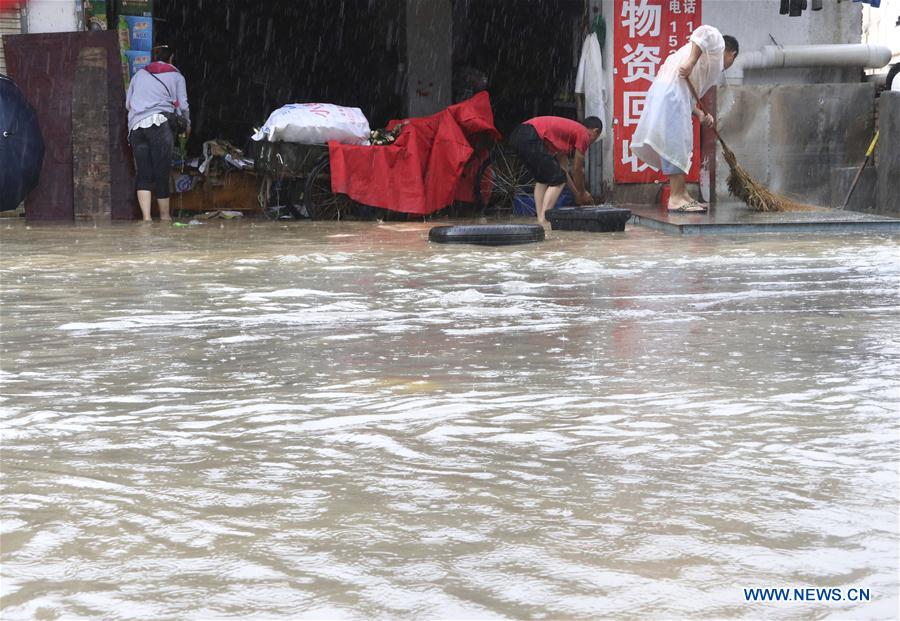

{"left": 1, "top": 220, "right": 898, "bottom": 620}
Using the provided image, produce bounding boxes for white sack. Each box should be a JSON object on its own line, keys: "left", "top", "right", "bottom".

{"left": 251, "top": 103, "right": 371, "bottom": 145}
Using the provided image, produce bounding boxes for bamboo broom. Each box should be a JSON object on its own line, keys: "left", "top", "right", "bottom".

{"left": 686, "top": 80, "right": 809, "bottom": 212}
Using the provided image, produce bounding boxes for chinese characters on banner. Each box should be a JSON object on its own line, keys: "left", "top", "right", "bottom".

{"left": 614, "top": 0, "right": 702, "bottom": 183}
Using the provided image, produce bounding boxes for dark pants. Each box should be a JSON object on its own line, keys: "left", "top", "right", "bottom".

{"left": 508, "top": 123, "right": 566, "bottom": 186}
{"left": 130, "top": 123, "right": 173, "bottom": 198}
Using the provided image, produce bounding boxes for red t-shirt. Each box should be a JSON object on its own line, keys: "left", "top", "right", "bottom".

{"left": 525, "top": 116, "right": 591, "bottom": 154}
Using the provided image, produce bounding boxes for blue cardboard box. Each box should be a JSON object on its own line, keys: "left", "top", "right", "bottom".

{"left": 123, "top": 15, "right": 152, "bottom": 51}
{"left": 124, "top": 50, "right": 151, "bottom": 77}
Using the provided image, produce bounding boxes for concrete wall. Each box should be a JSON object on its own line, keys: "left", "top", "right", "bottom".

{"left": 405, "top": 0, "right": 452, "bottom": 118}
{"left": 717, "top": 83, "right": 876, "bottom": 209}
{"left": 710, "top": 0, "right": 864, "bottom": 85}
{"left": 876, "top": 92, "right": 900, "bottom": 215}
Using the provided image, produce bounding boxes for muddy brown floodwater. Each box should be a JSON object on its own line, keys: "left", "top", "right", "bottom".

{"left": 1, "top": 220, "right": 898, "bottom": 620}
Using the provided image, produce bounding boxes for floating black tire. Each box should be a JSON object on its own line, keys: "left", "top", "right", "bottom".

{"left": 429, "top": 224, "right": 545, "bottom": 246}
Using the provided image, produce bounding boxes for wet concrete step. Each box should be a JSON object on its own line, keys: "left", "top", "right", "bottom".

{"left": 626, "top": 202, "right": 900, "bottom": 235}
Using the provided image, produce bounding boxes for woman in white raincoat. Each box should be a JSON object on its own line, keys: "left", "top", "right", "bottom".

{"left": 631, "top": 26, "right": 739, "bottom": 212}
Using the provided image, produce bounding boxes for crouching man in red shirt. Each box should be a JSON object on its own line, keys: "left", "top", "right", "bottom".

{"left": 508, "top": 116, "right": 602, "bottom": 223}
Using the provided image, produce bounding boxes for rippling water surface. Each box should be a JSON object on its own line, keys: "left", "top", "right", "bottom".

{"left": 1, "top": 221, "right": 898, "bottom": 620}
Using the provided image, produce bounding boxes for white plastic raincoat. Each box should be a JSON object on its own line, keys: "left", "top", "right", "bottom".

{"left": 631, "top": 25, "right": 725, "bottom": 174}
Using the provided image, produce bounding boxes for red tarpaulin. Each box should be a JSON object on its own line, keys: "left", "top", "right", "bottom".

{"left": 328, "top": 91, "right": 501, "bottom": 216}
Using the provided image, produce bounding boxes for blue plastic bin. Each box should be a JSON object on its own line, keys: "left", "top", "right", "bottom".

{"left": 512, "top": 188, "right": 574, "bottom": 216}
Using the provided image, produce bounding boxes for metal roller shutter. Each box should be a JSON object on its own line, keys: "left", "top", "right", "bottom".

{"left": 1, "top": 3, "right": 23, "bottom": 76}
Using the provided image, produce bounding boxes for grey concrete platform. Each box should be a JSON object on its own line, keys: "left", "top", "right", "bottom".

{"left": 625, "top": 202, "right": 900, "bottom": 235}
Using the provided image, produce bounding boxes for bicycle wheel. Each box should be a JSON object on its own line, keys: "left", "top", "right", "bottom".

{"left": 260, "top": 176, "right": 306, "bottom": 220}
{"left": 304, "top": 155, "right": 361, "bottom": 220}
{"left": 474, "top": 144, "right": 535, "bottom": 215}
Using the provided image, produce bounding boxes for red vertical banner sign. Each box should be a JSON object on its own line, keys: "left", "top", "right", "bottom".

{"left": 614, "top": 0, "right": 702, "bottom": 184}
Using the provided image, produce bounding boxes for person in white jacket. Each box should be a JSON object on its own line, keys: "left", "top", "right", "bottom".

{"left": 631, "top": 26, "right": 738, "bottom": 212}
{"left": 126, "top": 45, "right": 190, "bottom": 222}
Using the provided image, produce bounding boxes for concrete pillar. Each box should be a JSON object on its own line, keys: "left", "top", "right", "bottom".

{"left": 404, "top": 0, "right": 452, "bottom": 118}
{"left": 876, "top": 92, "right": 900, "bottom": 216}
{"left": 591, "top": 0, "right": 615, "bottom": 187}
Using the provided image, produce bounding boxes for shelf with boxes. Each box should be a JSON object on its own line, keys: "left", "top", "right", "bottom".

{"left": 115, "top": 0, "right": 153, "bottom": 81}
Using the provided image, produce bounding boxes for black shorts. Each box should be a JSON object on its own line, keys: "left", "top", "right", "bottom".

{"left": 130, "top": 122, "right": 174, "bottom": 198}
{"left": 508, "top": 123, "right": 566, "bottom": 186}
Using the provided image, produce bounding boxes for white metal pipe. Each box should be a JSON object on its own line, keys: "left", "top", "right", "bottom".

{"left": 739, "top": 44, "right": 893, "bottom": 72}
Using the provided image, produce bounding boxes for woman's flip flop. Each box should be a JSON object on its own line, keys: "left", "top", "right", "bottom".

{"left": 669, "top": 200, "right": 708, "bottom": 213}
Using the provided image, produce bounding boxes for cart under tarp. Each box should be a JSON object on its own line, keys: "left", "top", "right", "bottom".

{"left": 327, "top": 91, "right": 500, "bottom": 216}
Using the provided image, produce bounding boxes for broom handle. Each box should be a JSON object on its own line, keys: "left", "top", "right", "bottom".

{"left": 840, "top": 130, "right": 879, "bottom": 210}
{"left": 684, "top": 79, "right": 731, "bottom": 152}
